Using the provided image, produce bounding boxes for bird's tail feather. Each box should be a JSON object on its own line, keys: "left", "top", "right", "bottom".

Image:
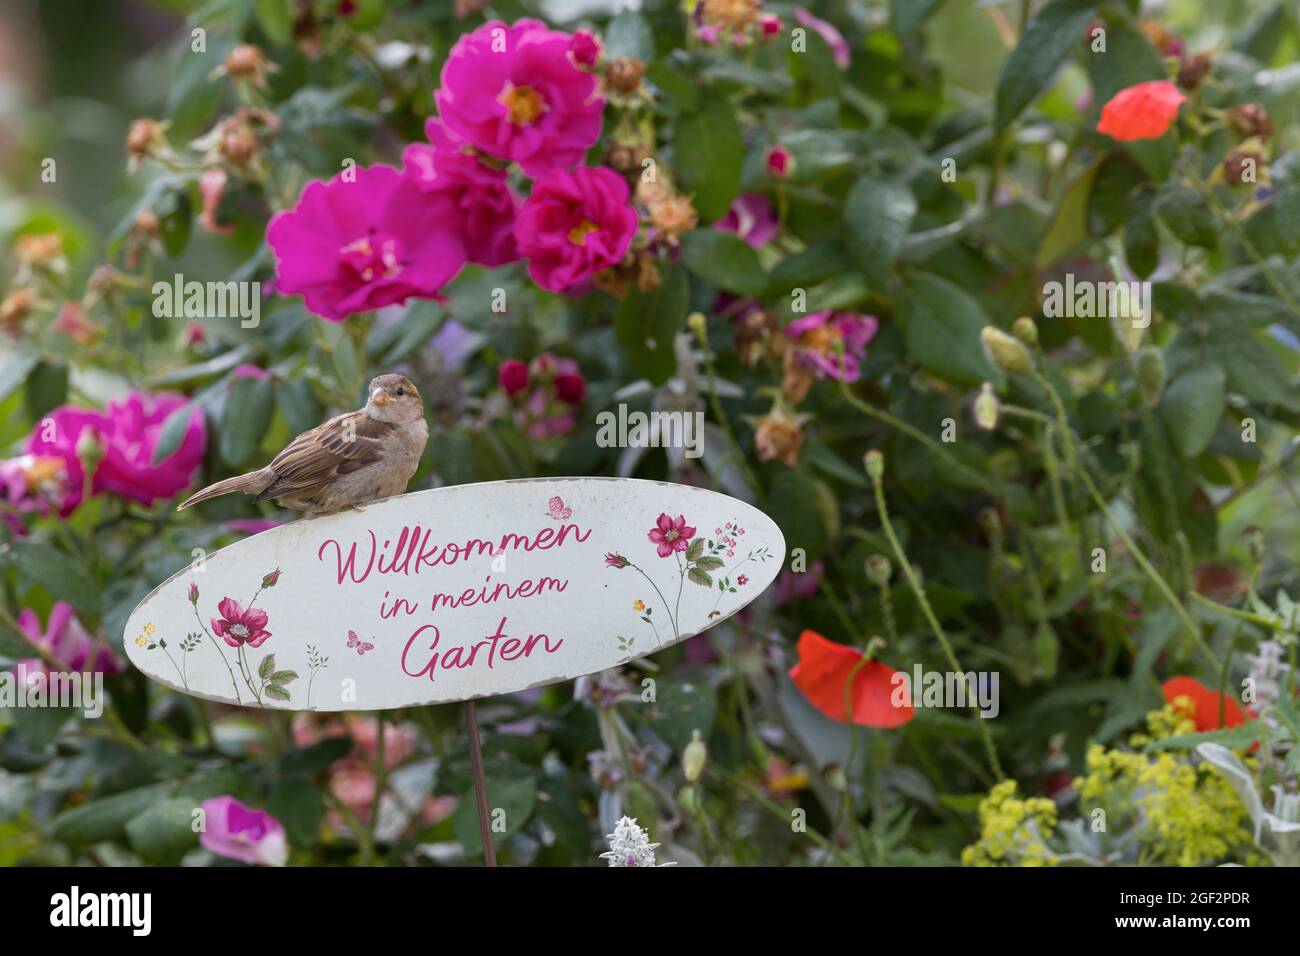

{"left": 177, "top": 471, "right": 268, "bottom": 511}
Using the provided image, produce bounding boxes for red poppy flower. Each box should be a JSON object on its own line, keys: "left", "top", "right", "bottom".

{"left": 1096, "top": 80, "right": 1184, "bottom": 142}
{"left": 788, "top": 630, "right": 914, "bottom": 728}
{"left": 211, "top": 597, "right": 272, "bottom": 649}
{"left": 1162, "top": 676, "right": 1248, "bottom": 732}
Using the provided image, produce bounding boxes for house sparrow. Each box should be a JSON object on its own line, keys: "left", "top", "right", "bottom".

{"left": 178, "top": 373, "right": 429, "bottom": 516}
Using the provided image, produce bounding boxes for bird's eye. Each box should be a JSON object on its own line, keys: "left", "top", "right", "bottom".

{"left": 396, "top": 387, "right": 406, "bottom": 396}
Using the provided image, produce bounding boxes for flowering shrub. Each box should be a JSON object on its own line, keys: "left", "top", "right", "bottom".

{"left": 0, "top": 0, "right": 1298, "bottom": 868}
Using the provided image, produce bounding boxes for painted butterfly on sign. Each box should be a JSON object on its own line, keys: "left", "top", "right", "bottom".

{"left": 546, "top": 496, "right": 572, "bottom": 521}
{"left": 347, "top": 630, "right": 375, "bottom": 655}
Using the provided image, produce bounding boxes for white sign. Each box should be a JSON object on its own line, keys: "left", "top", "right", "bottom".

{"left": 124, "top": 478, "right": 785, "bottom": 710}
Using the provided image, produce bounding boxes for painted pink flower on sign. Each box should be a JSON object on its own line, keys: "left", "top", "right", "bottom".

{"left": 199, "top": 796, "right": 289, "bottom": 866}
{"left": 212, "top": 597, "right": 272, "bottom": 649}
{"left": 610, "top": 511, "right": 772, "bottom": 645}
{"left": 648, "top": 513, "right": 696, "bottom": 557}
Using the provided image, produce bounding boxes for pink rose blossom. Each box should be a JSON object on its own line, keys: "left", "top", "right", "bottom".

{"left": 785, "top": 310, "right": 879, "bottom": 381}
{"left": 648, "top": 513, "right": 696, "bottom": 558}
{"left": 0, "top": 455, "right": 72, "bottom": 529}
{"left": 266, "top": 164, "right": 466, "bottom": 322}
{"left": 795, "top": 7, "right": 850, "bottom": 69}
{"left": 436, "top": 19, "right": 604, "bottom": 176}
{"left": 515, "top": 166, "right": 637, "bottom": 292}
{"left": 715, "top": 194, "right": 779, "bottom": 248}
{"left": 197, "top": 167, "right": 233, "bottom": 235}
{"left": 696, "top": 24, "right": 723, "bottom": 45}
{"left": 211, "top": 597, "right": 271, "bottom": 649}
{"left": 498, "top": 358, "right": 530, "bottom": 395}
{"left": 27, "top": 392, "right": 206, "bottom": 512}
{"left": 11, "top": 601, "right": 123, "bottom": 687}
{"left": 569, "top": 29, "right": 601, "bottom": 67}
{"left": 765, "top": 145, "right": 794, "bottom": 178}
{"left": 199, "top": 797, "right": 288, "bottom": 866}
{"left": 231, "top": 363, "right": 270, "bottom": 381}
{"left": 402, "top": 120, "right": 520, "bottom": 267}
{"left": 760, "top": 14, "right": 782, "bottom": 38}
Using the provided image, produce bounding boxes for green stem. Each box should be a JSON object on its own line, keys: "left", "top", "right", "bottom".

{"left": 1031, "top": 370, "right": 1216, "bottom": 670}
{"left": 840, "top": 380, "right": 1005, "bottom": 496}
{"left": 868, "top": 464, "right": 1004, "bottom": 781}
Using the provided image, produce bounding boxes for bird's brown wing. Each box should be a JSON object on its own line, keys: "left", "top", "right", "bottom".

{"left": 256, "top": 410, "right": 394, "bottom": 502}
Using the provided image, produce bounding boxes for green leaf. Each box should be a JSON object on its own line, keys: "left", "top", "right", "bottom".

{"left": 219, "top": 375, "right": 275, "bottom": 466}
{"left": 258, "top": 654, "right": 276, "bottom": 680}
{"left": 648, "top": 676, "right": 716, "bottom": 752}
{"left": 0, "top": 353, "right": 40, "bottom": 404}
{"left": 646, "top": 60, "right": 698, "bottom": 114}
{"left": 125, "top": 797, "right": 199, "bottom": 864}
{"left": 453, "top": 776, "right": 537, "bottom": 857}
{"left": 687, "top": 567, "right": 713, "bottom": 587}
{"left": 151, "top": 401, "right": 202, "bottom": 466}
{"left": 254, "top": 0, "right": 293, "bottom": 45}
{"left": 1087, "top": 153, "right": 1147, "bottom": 237}
{"left": 694, "top": 556, "right": 724, "bottom": 571}
{"left": 1124, "top": 191, "right": 1159, "bottom": 278}
{"left": 10, "top": 541, "right": 100, "bottom": 618}
{"left": 603, "top": 8, "right": 654, "bottom": 61}
{"left": 900, "top": 272, "right": 1004, "bottom": 387}
{"left": 845, "top": 175, "right": 916, "bottom": 286}
{"left": 679, "top": 229, "right": 767, "bottom": 296}
{"left": 266, "top": 776, "right": 322, "bottom": 847}
{"left": 892, "top": 0, "right": 946, "bottom": 35}
{"left": 50, "top": 784, "right": 171, "bottom": 845}
{"left": 766, "top": 470, "right": 829, "bottom": 561}
{"left": 613, "top": 264, "right": 687, "bottom": 386}
{"left": 23, "top": 360, "right": 69, "bottom": 421}
{"left": 276, "top": 377, "right": 322, "bottom": 434}
{"left": 1037, "top": 160, "right": 1100, "bottom": 267}
{"left": 1160, "top": 363, "right": 1225, "bottom": 458}
{"left": 269, "top": 670, "right": 299, "bottom": 685}
{"left": 156, "top": 187, "right": 192, "bottom": 259}
{"left": 1155, "top": 185, "right": 1218, "bottom": 249}
{"left": 264, "top": 684, "right": 291, "bottom": 702}
{"left": 995, "top": 0, "right": 1100, "bottom": 130}
{"left": 674, "top": 96, "right": 743, "bottom": 222}
{"left": 685, "top": 538, "right": 704, "bottom": 561}
{"left": 1084, "top": 18, "right": 1164, "bottom": 104}
{"left": 1146, "top": 721, "right": 1263, "bottom": 752}
{"left": 278, "top": 736, "right": 353, "bottom": 776}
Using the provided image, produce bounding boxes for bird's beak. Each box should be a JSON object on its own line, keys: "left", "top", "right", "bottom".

{"left": 370, "top": 388, "right": 394, "bottom": 407}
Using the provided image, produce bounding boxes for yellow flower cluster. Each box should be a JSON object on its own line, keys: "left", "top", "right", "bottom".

{"left": 1073, "top": 704, "right": 1257, "bottom": 867}
{"left": 961, "top": 780, "right": 1059, "bottom": 867}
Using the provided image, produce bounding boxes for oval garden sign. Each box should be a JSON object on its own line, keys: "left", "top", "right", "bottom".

{"left": 125, "top": 478, "right": 785, "bottom": 711}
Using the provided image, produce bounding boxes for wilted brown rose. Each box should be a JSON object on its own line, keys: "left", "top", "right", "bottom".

{"left": 223, "top": 44, "right": 274, "bottom": 88}
{"left": 648, "top": 195, "right": 698, "bottom": 241}
{"left": 605, "top": 58, "right": 646, "bottom": 95}
{"left": 702, "top": 0, "right": 761, "bottom": 30}
{"left": 755, "top": 411, "right": 806, "bottom": 468}
{"left": 1177, "top": 51, "right": 1213, "bottom": 91}
{"left": 1227, "top": 103, "right": 1273, "bottom": 141}
{"left": 1223, "top": 148, "right": 1262, "bottom": 186}
{"left": 0, "top": 288, "right": 35, "bottom": 333}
